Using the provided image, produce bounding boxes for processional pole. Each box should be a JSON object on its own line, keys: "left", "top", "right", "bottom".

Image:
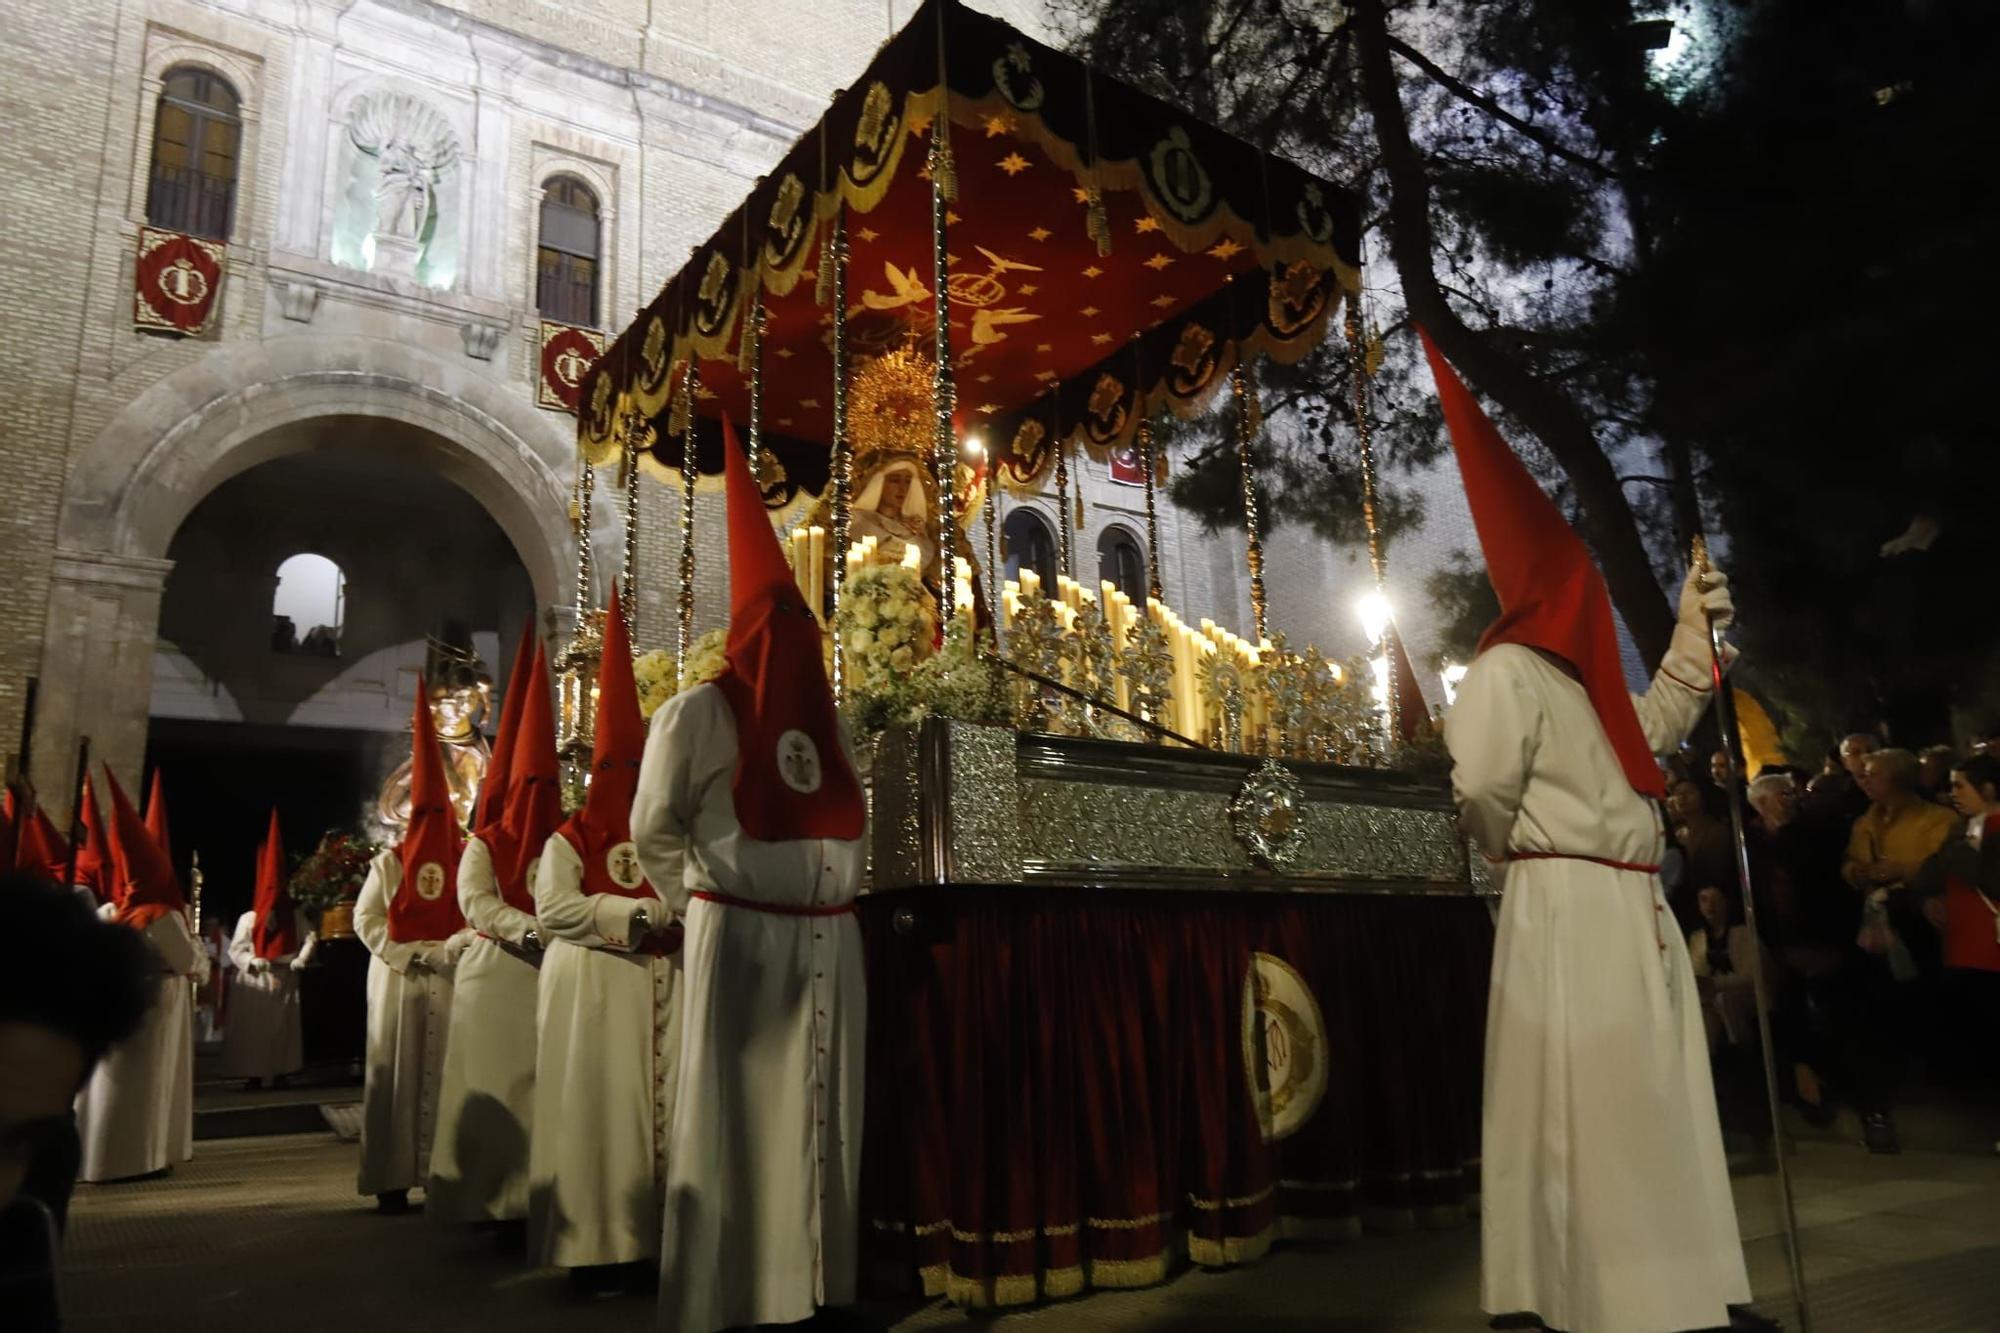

{"left": 58, "top": 738, "right": 90, "bottom": 893}
{"left": 1694, "top": 534, "right": 1812, "bottom": 1333}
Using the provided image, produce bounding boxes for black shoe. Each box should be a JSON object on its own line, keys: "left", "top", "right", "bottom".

{"left": 1490, "top": 1317, "right": 1548, "bottom": 1331}
{"left": 374, "top": 1189, "right": 411, "bottom": 1215}
{"left": 243, "top": 1078, "right": 263, "bottom": 1091}
{"left": 491, "top": 1219, "right": 527, "bottom": 1256}
{"left": 569, "top": 1265, "right": 628, "bottom": 1300}
{"left": 1729, "top": 1306, "right": 1783, "bottom": 1331}
{"left": 1862, "top": 1111, "right": 1901, "bottom": 1154}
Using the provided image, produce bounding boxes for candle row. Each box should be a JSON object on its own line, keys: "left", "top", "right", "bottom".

{"left": 789, "top": 525, "right": 827, "bottom": 623}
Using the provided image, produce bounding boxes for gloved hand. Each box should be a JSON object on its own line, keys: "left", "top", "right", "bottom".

{"left": 1678, "top": 562, "right": 1734, "bottom": 634}
{"left": 289, "top": 955, "right": 309, "bottom": 973}
{"left": 246, "top": 956, "right": 271, "bottom": 977}
{"left": 192, "top": 956, "right": 213, "bottom": 987}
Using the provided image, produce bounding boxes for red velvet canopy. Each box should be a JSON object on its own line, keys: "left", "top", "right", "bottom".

{"left": 577, "top": 0, "right": 1361, "bottom": 504}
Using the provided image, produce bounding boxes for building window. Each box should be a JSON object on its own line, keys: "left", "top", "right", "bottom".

{"left": 1002, "top": 508, "right": 1057, "bottom": 590}
{"left": 273, "top": 553, "right": 345, "bottom": 656}
{"left": 1097, "top": 526, "right": 1147, "bottom": 603}
{"left": 146, "top": 66, "right": 241, "bottom": 240}
{"left": 537, "top": 175, "right": 601, "bottom": 327}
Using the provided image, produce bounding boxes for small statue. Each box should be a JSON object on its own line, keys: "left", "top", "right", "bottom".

{"left": 376, "top": 650, "right": 493, "bottom": 836}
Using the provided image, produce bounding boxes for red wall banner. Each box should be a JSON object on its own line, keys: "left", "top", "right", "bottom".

{"left": 538, "top": 320, "right": 605, "bottom": 412}
{"left": 133, "top": 227, "right": 225, "bottom": 335}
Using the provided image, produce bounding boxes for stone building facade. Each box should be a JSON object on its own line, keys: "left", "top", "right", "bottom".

{"left": 0, "top": 0, "right": 1458, "bottom": 822}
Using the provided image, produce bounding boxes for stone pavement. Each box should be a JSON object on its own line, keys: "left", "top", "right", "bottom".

{"left": 60, "top": 1132, "right": 2000, "bottom": 1332}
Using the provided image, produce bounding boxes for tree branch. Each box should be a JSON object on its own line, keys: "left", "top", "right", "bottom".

{"left": 1385, "top": 34, "right": 1621, "bottom": 181}
{"left": 1352, "top": 0, "right": 1673, "bottom": 662}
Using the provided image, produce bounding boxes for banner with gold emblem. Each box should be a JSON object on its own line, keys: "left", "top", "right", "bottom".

{"left": 133, "top": 226, "right": 225, "bottom": 336}
{"left": 537, "top": 320, "right": 605, "bottom": 413}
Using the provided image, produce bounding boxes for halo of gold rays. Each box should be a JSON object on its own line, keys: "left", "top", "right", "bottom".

{"left": 848, "top": 331, "right": 937, "bottom": 461}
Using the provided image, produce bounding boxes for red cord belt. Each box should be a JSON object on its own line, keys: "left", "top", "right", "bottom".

{"left": 689, "top": 889, "right": 856, "bottom": 917}
{"left": 1504, "top": 851, "right": 1662, "bottom": 874}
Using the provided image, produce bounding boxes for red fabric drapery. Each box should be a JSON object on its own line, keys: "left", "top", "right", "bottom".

{"left": 857, "top": 888, "right": 1492, "bottom": 1307}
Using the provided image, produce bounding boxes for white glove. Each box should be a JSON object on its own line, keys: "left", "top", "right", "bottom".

{"left": 192, "top": 956, "right": 213, "bottom": 987}
{"left": 246, "top": 956, "right": 271, "bottom": 976}
{"left": 416, "top": 943, "right": 452, "bottom": 976}
{"left": 1678, "top": 562, "right": 1734, "bottom": 633}
{"left": 289, "top": 955, "right": 308, "bottom": 973}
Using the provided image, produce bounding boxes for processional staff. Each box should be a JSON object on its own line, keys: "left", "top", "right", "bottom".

{"left": 1694, "top": 534, "right": 1812, "bottom": 1333}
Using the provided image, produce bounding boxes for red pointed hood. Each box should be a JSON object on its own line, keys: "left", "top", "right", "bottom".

{"left": 711, "top": 418, "right": 864, "bottom": 842}
{"left": 144, "top": 769, "right": 173, "bottom": 866}
{"left": 252, "top": 808, "right": 300, "bottom": 960}
{"left": 0, "top": 786, "right": 18, "bottom": 873}
{"left": 558, "top": 584, "right": 662, "bottom": 911}
{"left": 1387, "top": 627, "right": 1431, "bottom": 744}
{"left": 475, "top": 621, "right": 537, "bottom": 832}
{"left": 492, "top": 635, "right": 562, "bottom": 915}
{"left": 105, "top": 766, "right": 185, "bottom": 930}
{"left": 1419, "top": 329, "right": 1664, "bottom": 799}
{"left": 389, "top": 681, "right": 466, "bottom": 942}
{"left": 76, "top": 777, "right": 113, "bottom": 901}
{"left": 15, "top": 803, "right": 70, "bottom": 884}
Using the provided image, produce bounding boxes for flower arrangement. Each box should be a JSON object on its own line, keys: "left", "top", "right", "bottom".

{"left": 287, "top": 831, "right": 378, "bottom": 915}
{"left": 633, "top": 648, "right": 679, "bottom": 720}
{"left": 835, "top": 561, "right": 936, "bottom": 733}
{"left": 677, "top": 628, "right": 730, "bottom": 693}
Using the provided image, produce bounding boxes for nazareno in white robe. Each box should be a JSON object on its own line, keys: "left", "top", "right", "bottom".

{"left": 528, "top": 831, "right": 683, "bottom": 1269}
{"left": 219, "top": 909, "right": 317, "bottom": 1081}
{"left": 353, "top": 849, "right": 472, "bottom": 1198}
{"left": 76, "top": 911, "right": 202, "bottom": 1182}
{"left": 633, "top": 685, "right": 867, "bottom": 1333}
{"left": 1445, "top": 629, "right": 1752, "bottom": 1333}
{"left": 429, "top": 835, "right": 541, "bottom": 1223}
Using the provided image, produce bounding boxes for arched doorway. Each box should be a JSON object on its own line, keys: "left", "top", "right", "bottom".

{"left": 147, "top": 439, "right": 537, "bottom": 938}
{"left": 30, "top": 336, "right": 574, "bottom": 812}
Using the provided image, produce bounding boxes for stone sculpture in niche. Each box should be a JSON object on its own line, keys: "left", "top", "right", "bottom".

{"left": 346, "top": 92, "right": 459, "bottom": 280}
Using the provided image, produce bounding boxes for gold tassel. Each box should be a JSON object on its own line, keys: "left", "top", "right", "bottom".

{"left": 814, "top": 221, "right": 836, "bottom": 308}
{"left": 667, "top": 376, "right": 692, "bottom": 440}
{"left": 1075, "top": 489, "right": 1086, "bottom": 530}
{"left": 1364, "top": 323, "right": 1386, "bottom": 377}
{"left": 1085, "top": 184, "right": 1112, "bottom": 258}
{"left": 929, "top": 136, "right": 958, "bottom": 203}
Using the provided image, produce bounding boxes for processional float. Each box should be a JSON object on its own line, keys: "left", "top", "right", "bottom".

{"left": 563, "top": 0, "right": 1493, "bottom": 1310}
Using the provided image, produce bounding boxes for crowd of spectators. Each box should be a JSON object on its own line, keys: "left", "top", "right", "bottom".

{"left": 1664, "top": 728, "right": 2000, "bottom": 1158}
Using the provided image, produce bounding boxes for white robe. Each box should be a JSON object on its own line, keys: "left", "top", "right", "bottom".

{"left": 76, "top": 913, "right": 202, "bottom": 1182}
{"left": 1446, "top": 630, "right": 1751, "bottom": 1333}
{"left": 633, "top": 685, "right": 867, "bottom": 1333}
{"left": 528, "top": 831, "right": 683, "bottom": 1269}
{"left": 219, "top": 910, "right": 317, "bottom": 1081}
{"left": 430, "top": 836, "right": 541, "bottom": 1223}
{"left": 352, "top": 850, "right": 472, "bottom": 1198}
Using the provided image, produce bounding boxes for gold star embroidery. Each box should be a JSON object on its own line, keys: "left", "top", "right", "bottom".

{"left": 1091, "top": 332, "right": 1113, "bottom": 345}
{"left": 1072, "top": 186, "right": 1090, "bottom": 205}
{"left": 1035, "top": 342, "right": 1053, "bottom": 353}
{"left": 775, "top": 347, "right": 795, "bottom": 359}
{"left": 983, "top": 113, "right": 1017, "bottom": 138}
{"left": 856, "top": 227, "right": 880, "bottom": 244}
{"left": 908, "top": 112, "right": 934, "bottom": 137}
{"left": 1035, "top": 369, "right": 1058, "bottom": 382}
{"left": 1028, "top": 226, "right": 1052, "bottom": 242}
{"left": 1150, "top": 294, "right": 1177, "bottom": 308}
{"left": 1080, "top": 306, "right": 1100, "bottom": 318}
{"left": 696, "top": 385, "right": 717, "bottom": 400}
{"left": 1135, "top": 216, "right": 1162, "bottom": 234}
{"left": 997, "top": 151, "right": 1031, "bottom": 177}
{"left": 976, "top": 373, "right": 994, "bottom": 383}
{"left": 778, "top": 416, "right": 794, "bottom": 426}
{"left": 1208, "top": 237, "right": 1246, "bottom": 261}
{"left": 800, "top": 397, "right": 821, "bottom": 408}
{"left": 1018, "top": 283, "right": 1039, "bottom": 296}
{"left": 945, "top": 252, "right": 960, "bottom": 266}
{"left": 976, "top": 402, "right": 1000, "bottom": 414}
{"left": 1082, "top": 265, "right": 1103, "bottom": 279}
{"left": 1144, "top": 253, "right": 1174, "bottom": 271}
{"left": 946, "top": 209, "right": 962, "bottom": 226}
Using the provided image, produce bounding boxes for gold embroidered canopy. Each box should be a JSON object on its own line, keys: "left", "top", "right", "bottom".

{"left": 576, "top": 0, "right": 1363, "bottom": 501}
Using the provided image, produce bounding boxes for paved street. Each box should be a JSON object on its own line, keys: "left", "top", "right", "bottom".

{"left": 60, "top": 1124, "right": 2000, "bottom": 1332}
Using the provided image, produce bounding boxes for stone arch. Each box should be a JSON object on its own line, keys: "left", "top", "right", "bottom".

{"left": 36, "top": 336, "right": 576, "bottom": 804}
{"left": 61, "top": 334, "right": 573, "bottom": 604}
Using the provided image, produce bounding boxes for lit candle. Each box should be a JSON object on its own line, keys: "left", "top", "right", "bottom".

{"left": 902, "top": 542, "right": 922, "bottom": 573}
{"left": 1020, "top": 568, "right": 1041, "bottom": 600}
{"left": 807, "top": 526, "right": 827, "bottom": 619}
